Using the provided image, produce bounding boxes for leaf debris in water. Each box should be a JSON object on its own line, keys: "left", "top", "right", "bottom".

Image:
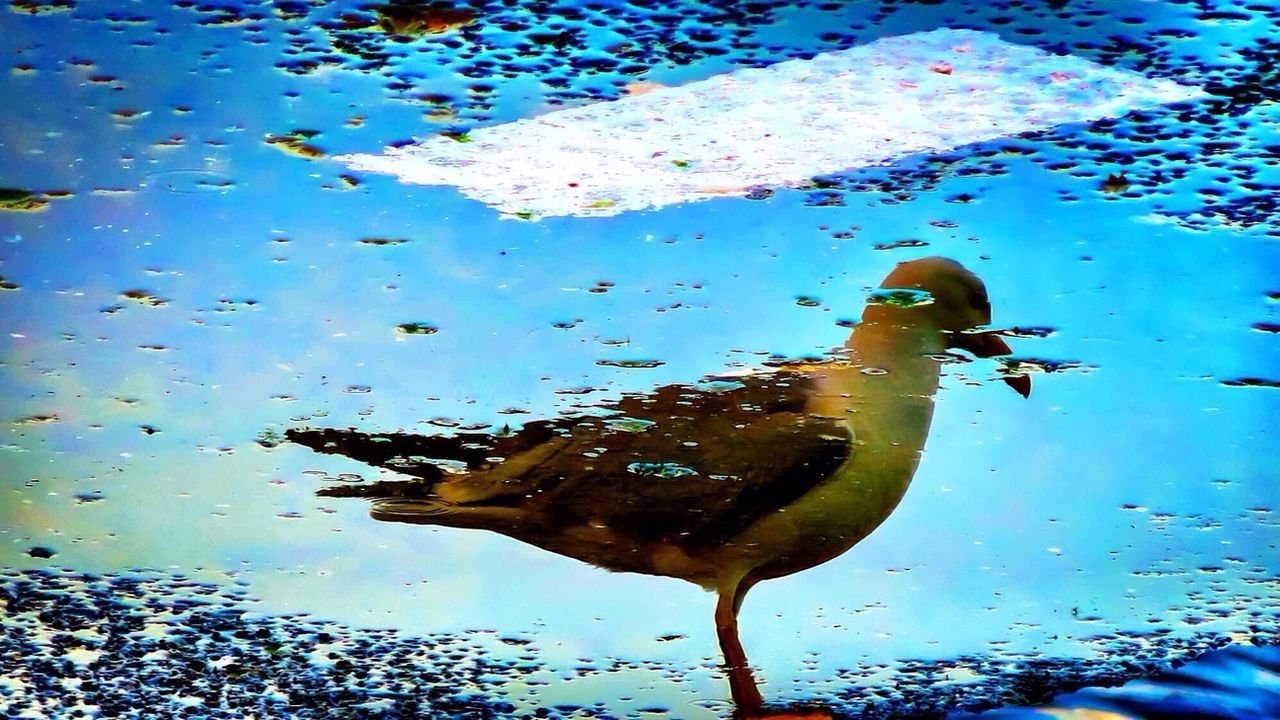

{"left": 875, "top": 239, "right": 930, "bottom": 251}
{"left": 14, "top": 414, "right": 59, "bottom": 425}
{"left": 868, "top": 288, "right": 934, "bottom": 308}
{"left": 396, "top": 322, "right": 438, "bottom": 335}
{"left": 626, "top": 462, "right": 697, "bottom": 478}
{"left": 0, "top": 188, "right": 48, "bottom": 212}
{"left": 596, "top": 359, "right": 664, "bottom": 369}
{"left": 1221, "top": 377, "right": 1280, "bottom": 388}
{"left": 265, "top": 130, "right": 325, "bottom": 159}
{"left": 119, "top": 289, "right": 168, "bottom": 306}
{"left": 999, "top": 358, "right": 1094, "bottom": 378}
{"left": 605, "top": 417, "right": 656, "bottom": 433}
{"left": 9, "top": 0, "right": 74, "bottom": 15}
{"left": 375, "top": 4, "right": 475, "bottom": 38}
{"left": 1101, "top": 171, "right": 1130, "bottom": 193}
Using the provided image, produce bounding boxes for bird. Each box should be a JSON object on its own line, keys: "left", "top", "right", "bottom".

{"left": 286, "top": 256, "right": 1029, "bottom": 717}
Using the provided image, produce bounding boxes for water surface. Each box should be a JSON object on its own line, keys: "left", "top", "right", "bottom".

{"left": 2, "top": 0, "right": 1278, "bottom": 717}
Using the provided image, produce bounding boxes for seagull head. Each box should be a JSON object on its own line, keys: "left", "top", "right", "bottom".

{"left": 872, "top": 256, "right": 1030, "bottom": 396}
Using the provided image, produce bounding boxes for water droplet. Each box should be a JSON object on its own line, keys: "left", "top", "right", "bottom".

{"left": 626, "top": 462, "right": 697, "bottom": 478}
{"left": 868, "top": 288, "right": 934, "bottom": 308}
{"left": 396, "top": 322, "right": 439, "bottom": 335}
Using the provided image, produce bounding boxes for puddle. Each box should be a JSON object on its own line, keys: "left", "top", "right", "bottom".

{"left": 1, "top": 0, "right": 1278, "bottom": 718}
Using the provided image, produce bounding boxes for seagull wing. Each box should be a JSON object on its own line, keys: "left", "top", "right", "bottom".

{"left": 529, "top": 373, "right": 850, "bottom": 548}
{"left": 288, "top": 371, "right": 851, "bottom": 549}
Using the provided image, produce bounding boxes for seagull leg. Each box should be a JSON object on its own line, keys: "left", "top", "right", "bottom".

{"left": 716, "top": 585, "right": 764, "bottom": 716}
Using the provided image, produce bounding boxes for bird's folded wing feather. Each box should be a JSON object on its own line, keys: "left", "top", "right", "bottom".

{"left": 288, "top": 372, "right": 851, "bottom": 548}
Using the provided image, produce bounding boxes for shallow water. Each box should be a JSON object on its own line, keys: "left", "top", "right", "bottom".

{"left": 2, "top": 0, "right": 1278, "bottom": 718}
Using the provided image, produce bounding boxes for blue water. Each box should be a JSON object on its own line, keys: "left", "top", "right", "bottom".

{"left": 1, "top": 1, "right": 1278, "bottom": 718}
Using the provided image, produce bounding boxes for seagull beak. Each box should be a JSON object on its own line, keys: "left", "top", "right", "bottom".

{"left": 1000, "top": 372, "right": 1032, "bottom": 398}
{"left": 952, "top": 330, "right": 1032, "bottom": 398}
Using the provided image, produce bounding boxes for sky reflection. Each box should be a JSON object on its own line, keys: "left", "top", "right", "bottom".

{"left": 1, "top": 0, "right": 1278, "bottom": 717}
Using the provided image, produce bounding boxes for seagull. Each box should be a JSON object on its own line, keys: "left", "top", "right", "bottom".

{"left": 287, "top": 256, "right": 1029, "bottom": 716}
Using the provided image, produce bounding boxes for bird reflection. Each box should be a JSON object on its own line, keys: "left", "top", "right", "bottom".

{"left": 287, "top": 257, "right": 1029, "bottom": 717}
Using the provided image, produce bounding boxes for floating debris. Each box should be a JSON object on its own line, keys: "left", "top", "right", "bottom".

{"left": 868, "top": 288, "right": 934, "bottom": 308}
{"left": 212, "top": 298, "right": 259, "bottom": 313}
{"left": 1100, "top": 171, "right": 1130, "bottom": 193}
{"left": 0, "top": 188, "right": 48, "bottom": 212}
{"left": 1000, "top": 358, "right": 1090, "bottom": 375}
{"left": 375, "top": 3, "right": 474, "bottom": 38}
{"left": 264, "top": 129, "right": 325, "bottom": 159}
{"left": 596, "top": 359, "right": 665, "bottom": 369}
{"left": 875, "top": 239, "right": 930, "bottom": 251}
{"left": 998, "top": 326, "right": 1058, "bottom": 339}
{"left": 626, "top": 462, "right": 698, "bottom": 478}
{"left": 14, "top": 413, "right": 59, "bottom": 425}
{"left": 119, "top": 289, "right": 168, "bottom": 307}
{"left": 396, "top": 322, "right": 438, "bottom": 335}
{"left": 1221, "top": 377, "right": 1280, "bottom": 389}
{"left": 605, "top": 417, "right": 656, "bottom": 433}
{"left": 110, "top": 108, "right": 147, "bottom": 121}
{"left": 9, "top": 0, "right": 74, "bottom": 15}
{"left": 256, "top": 428, "right": 284, "bottom": 448}
{"left": 73, "top": 491, "right": 105, "bottom": 504}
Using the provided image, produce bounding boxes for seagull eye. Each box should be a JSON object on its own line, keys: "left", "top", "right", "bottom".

{"left": 968, "top": 288, "right": 990, "bottom": 313}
